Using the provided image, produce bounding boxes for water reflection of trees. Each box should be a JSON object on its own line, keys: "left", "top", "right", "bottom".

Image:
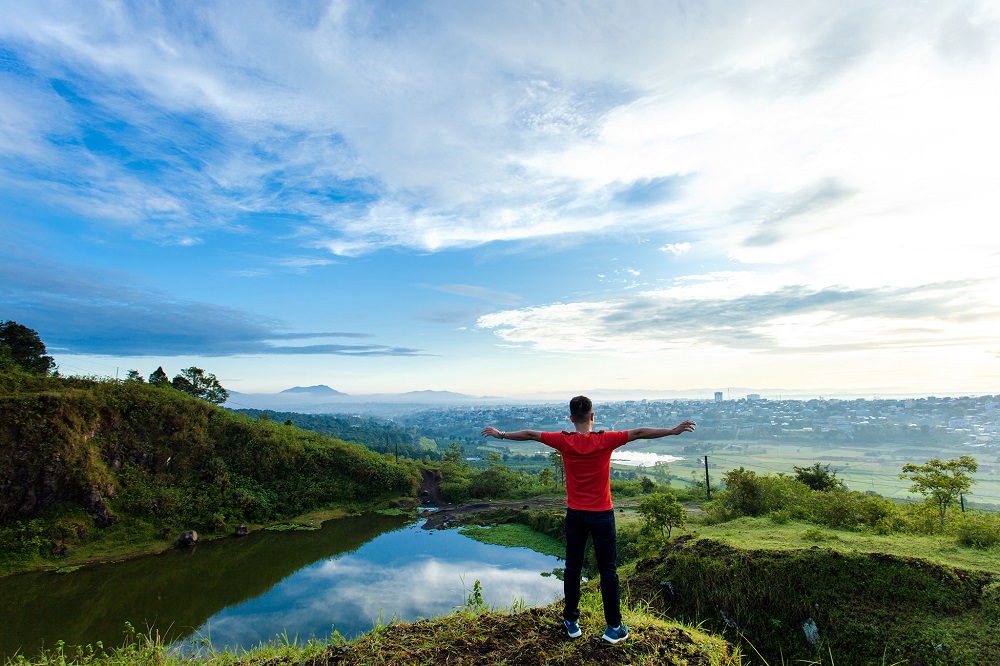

{"left": 0, "top": 514, "right": 408, "bottom": 659}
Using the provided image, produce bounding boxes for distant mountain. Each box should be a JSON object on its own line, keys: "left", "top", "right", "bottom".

{"left": 280, "top": 385, "right": 347, "bottom": 395}
{"left": 390, "top": 390, "right": 475, "bottom": 402}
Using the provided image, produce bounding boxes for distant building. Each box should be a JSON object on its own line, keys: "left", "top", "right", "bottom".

{"left": 714, "top": 391, "right": 723, "bottom": 402}
{"left": 747, "top": 393, "right": 761, "bottom": 401}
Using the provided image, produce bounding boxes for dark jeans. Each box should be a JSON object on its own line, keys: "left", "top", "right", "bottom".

{"left": 563, "top": 508, "right": 620, "bottom": 627}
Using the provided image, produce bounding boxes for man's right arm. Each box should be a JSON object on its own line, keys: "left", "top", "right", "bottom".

{"left": 626, "top": 420, "right": 696, "bottom": 442}
{"left": 481, "top": 426, "right": 544, "bottom": 442}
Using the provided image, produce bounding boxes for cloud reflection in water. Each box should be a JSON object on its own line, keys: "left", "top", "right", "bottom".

{"left": 179, "top": 523, "right": 564, "bottom": 651}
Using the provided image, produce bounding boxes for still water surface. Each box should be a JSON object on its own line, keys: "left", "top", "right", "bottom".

{"left": 1, "top": 514, "right": 564, "bottom": 659}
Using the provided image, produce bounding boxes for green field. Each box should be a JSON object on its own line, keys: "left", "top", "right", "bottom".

{"left": 657, "top": 439, "right": 1000, "bottom": 509}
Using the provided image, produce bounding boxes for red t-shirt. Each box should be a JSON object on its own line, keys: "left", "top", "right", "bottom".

{"left": 540, "top": 430, "right": 630, "bottom": 511}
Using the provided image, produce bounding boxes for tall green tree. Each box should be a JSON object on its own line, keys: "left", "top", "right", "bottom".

{"left": 148, "top": 366, "right": 170, "bottom": 386}
{"left": 171, "top": 366, "right": 229, "bottom": 405}
{"left": 0, "top": 320, "right": 56, "bottom": 374}
{"left": 900, "top": 456, "right": 978, "bottom": 527}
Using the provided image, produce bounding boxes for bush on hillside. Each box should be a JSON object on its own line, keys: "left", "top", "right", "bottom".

{"left": 806, "top": 488, "right": 903, "bottom": 532}
{"left": 952, "top": 511, "right": 1000, "bottom": 550}
{"left": 707, "top": 468, "right": 810, "bottom": 522}
{"left": 469, "top": 466, "right": 523, "bottom": 499}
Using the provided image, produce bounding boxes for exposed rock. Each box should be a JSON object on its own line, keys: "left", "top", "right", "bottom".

{"left": 86, "top": 490, "right": 118, "bottom": 527}
{"left": 803, "top": 618, "right": 820, "bottom": 646}
{"left": 235, "top": 523, "right": 249, "bottom": 537}
{"left": 76, "top": 526, "right": 88, "bottom": 540}
{"left": 660, "top": 580, "right": 676, "bottom": 608}
{"left": 51, "top": 541, "right": 68, "bottom": 557}
{"left": 175, "top": 530, "right": 199, "bottom": 548}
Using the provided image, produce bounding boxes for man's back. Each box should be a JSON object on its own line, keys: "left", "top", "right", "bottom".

{"left": 540, "top": 430, "right": 628, "bottom": 511}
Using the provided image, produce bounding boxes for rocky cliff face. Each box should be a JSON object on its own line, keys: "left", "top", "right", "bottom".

{"left": 0, "top": 392, "right": 114, "bottom": 524}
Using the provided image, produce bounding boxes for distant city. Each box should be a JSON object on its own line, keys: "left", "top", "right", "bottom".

{"left": 395, "top": 393, "right": 1000, "bottom": 449}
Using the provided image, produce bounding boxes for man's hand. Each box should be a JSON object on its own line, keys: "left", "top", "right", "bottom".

{"left": 481, "top": 426, "right": 501, "bottom": 439}
{"left": 672, "top": 420, "right": 697, "bottom": 435}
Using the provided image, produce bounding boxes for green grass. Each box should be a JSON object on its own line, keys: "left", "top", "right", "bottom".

{"left": 695, "top": 516, "right": 1000, "bottom": 573}
{"left": 458, "top": 523, "right": 565, "bottom": 558}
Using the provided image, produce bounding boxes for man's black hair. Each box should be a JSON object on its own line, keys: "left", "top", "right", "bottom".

{"left": 569, "top": 395, "right": 593, "bottom": 422}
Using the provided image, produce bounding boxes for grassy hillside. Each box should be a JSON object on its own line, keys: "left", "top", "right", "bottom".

{"left": 625, "top": 530, "right": 1000, "bottom": 666}
{"left": 0, "top": 366, "right": 420, "bottom": 575}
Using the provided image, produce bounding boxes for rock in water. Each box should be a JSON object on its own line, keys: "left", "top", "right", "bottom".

{"left": 175, "top": 530, "right": 199, "bottom": 548}
{"left": 235, "top": 524, "right": 249, "bottom": 536}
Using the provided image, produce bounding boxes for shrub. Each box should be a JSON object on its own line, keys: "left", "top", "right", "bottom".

{"left": 793, "top": 462, "right": 845, "bottom": 491}
{"left": 440, "top": 480, "right": 472, "bottom": 504}
{"left": 953, "top": 512, "right": 1000, "bottom": 550}
{"left": 769, "top": 509, "right": 791, "bottom": 524}
{"left": 610, "top": 479, "right": 643, "bottom": 497}
{"left": 806, "top": 489, "right": 901, "bottom": 532}
{"left": 707, "top": 468, "right": 810, "bottom": 522}
{"left": 637, "top": 491, "right": 686, "bottom": 539}
{"left": 469, "top": 466, "right": 522, "bottom": 499}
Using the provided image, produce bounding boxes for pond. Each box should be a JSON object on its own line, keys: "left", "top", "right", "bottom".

{"left": 0, "top": 514, "right": 565, "bottom": 659}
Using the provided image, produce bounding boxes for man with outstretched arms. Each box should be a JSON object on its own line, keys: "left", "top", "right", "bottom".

{"left": 481, "top": 395, "right": 695, "bottom": 644}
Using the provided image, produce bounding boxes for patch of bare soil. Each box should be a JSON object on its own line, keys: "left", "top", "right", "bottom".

{"left": 417, "top": 468, "right": 444, "bottom": 507}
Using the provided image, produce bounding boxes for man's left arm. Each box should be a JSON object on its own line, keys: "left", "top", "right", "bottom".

{"left": 625, "top": 420, "right": 696, "bottom": 443}
{"left": 481, "top": 427, "right": 543, "bottom": 442}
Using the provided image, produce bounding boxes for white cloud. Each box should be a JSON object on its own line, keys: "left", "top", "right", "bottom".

{"left": 3, "top": 0, "right": 997, "bottom": 259}
{"left": 3, "top": 1, "right": 1000, "bottom": 395}
{"left": 660, "top": 242, "right": 692, "bottom": 256}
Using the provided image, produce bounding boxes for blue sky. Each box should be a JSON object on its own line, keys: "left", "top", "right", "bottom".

{"left": 2, "top": 0, "right": 999, "bottom": 398}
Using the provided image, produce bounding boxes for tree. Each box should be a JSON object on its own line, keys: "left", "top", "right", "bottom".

{"left": 538, "top": 468, "right": 554, "bottom": 486}
{"left": 550, "top": 451, "right": 565, "bottom": 487}
{"left": 171, "top": 366, "right": 229, "bottom": 405}
{"left": 148, "top": 366, "right": 170, "bottom": 386}
{"left": 652, "top": 460, "right": 672, "bottom": 485}
{"left": 443, "top": 442, "right": 464, "bottom": 465}
{"left": 124, "top": 369, "right": 145, "bottom": 382}
{"left": 637, "top": 491, "right": 686, "bottom": 539}
{"left": 794, "top": 462, "right": 844, "bottom": 491}
{"left": 900, "top": 456, "right": 978, "bottom": 528}
{"left": 0, "top": 320, "right": 56, "bottom": 375}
